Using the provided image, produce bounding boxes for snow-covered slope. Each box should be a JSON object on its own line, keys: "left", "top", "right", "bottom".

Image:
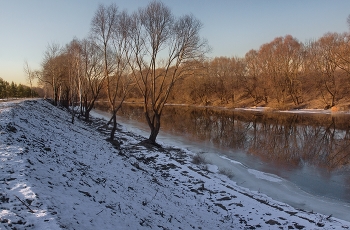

{"left": 1, "top": 99, "right": 349, "bottom": 229}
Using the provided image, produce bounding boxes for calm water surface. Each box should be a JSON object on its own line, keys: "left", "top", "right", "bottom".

{"left": 112, "top": 104, "right": 350, "bottom": 204}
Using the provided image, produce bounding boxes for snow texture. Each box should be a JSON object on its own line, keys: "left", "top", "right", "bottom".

{"left": 0, "top": 99, "right": 349, "bottom": 229}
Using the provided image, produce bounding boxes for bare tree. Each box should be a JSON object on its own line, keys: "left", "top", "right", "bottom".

{"left": 39, "top": 43, "right": 66, "bottom": 105}
{"left": 243, "top": 49, "right": 266, "bottom": 104}
{"left": 333, "top": 32, "right": 350, "bottom": 75}
{"left": 106, "top": 10, "right": 134, "bottom": 140}
{"left": 185, "top": 61, "right": 213, "bottom": 105}
{"left": 305, "top": 33, "right": 347, "bottom": 108}
{"left": 79, "top": 38, "right": 104, "bottom": 121}
{"left": 90, "top": 4, "right": 132, "bottom": 138}
{"left": 77, "top": 3, "right": 119, "bottom": 122}
{"left": 259, "top": 40, "right": 281, "bottom": 104}
{"left": 23, "top": 60, "right": 36, "bottom": 98}
{"left": 277, "top": 35, "right": 304, "bottom": 105}
{"left": 209, "top": 57, "right": 230, "bottom": 104}
{"left": 65, "top": 39, "right": 83, "bottom": 123}
{"left": 128, "top": 1, "right": 208, "bottom": 144}
{"left": 257, "top": 35, "right": 304, "bottom": 106}
{"left": 91, "top": 3, "right": 118, "bottom": 80}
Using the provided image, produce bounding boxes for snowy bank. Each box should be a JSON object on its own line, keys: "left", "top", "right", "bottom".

{"left": 0, "top": 99, "right": 349, "bottom": 229}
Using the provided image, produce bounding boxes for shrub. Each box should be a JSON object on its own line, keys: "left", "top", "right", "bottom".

{"left": 219, "top": 168, "right": 234, "bottom": 179}
{"left": 192, "top": 153, "right": 206, "bottom": 165}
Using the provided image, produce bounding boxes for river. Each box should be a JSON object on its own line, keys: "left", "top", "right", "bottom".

{"left": 94, "top": 103, "right": 350, "bottom": 221}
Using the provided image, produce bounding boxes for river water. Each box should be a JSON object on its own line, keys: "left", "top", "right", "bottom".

{"left": 94, "top": 104, "right": 350, "bottom": 221}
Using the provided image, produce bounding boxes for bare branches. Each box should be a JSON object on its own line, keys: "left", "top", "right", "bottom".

{"left": 91, "top": 4, "right": 119, "bottom": 50}
{"left": 127, "top": 1, "right": 208, "bottom": 143}
{"left": 23, "top": 60, "right": 36, "bottom": 98}
{"left": 36, "top": 1, "right": 208, "bottom": 143}
{"left": 91, "top": 4, "right": 135, "bottom": 139}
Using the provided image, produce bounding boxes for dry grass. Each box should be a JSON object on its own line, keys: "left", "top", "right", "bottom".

{"left": 191, "top": 153, "right": 206, "bottom": 165}
{"left": 219, "top": 168, "right": 234, "bottom": 179}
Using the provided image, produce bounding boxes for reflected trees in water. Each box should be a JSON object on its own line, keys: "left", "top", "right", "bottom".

{"left": 117, "top": 104, "right": 350, "bottom": 171}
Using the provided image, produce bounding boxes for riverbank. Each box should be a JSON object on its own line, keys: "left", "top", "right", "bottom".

{"left": 1, "top": 99, "right": 349, "bottom": 229}
{"left": 96, "top": 100, "right": 350, "bottom": 117}
{"left": 111, "top": 96, "right": 350, "bottom": 114}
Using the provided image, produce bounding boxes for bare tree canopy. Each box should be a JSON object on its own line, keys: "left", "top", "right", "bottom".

{"left": 128, "top": 1, "right": 209, "bottom": 144}
{"left": 91, "top": 4, "right": 134, "bottom": 140}
{"left": 39, "top": 43, "right": 64, "bottom": 105}
{"left": 23, "top": 60, "right": 36, "bottom": 98}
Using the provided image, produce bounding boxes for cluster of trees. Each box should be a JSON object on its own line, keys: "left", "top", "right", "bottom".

{"left": 0, "top": 78, "right": 37, "bottom": 99}
{"left": 35, "top": 1, "right": 207, "bottom": 144}
{"left": 173, "top": 33, "right": 350, "bottom": 109}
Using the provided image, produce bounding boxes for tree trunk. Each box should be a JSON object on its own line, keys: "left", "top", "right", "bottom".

{"left": 84, "top": 103, "right": 93, "bottom": 121}
{"left": 147, "top": 113, "right": 161, "bottom": 145}
{"left": 110, "top": 113, "right": 117, "bottom": 140}
{"left": 84, "top": 97, "right": 98, "bottom": 121}
{"left": 84, "top": 110, "right": 90, "bottom": 121}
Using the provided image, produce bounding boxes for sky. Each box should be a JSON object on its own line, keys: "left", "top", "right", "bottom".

{"left": 1, "top": 0, "right": 350, "bottom": 85}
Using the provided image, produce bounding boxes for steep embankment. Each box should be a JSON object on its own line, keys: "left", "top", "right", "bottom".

{"left": 0, "top": 99, "right": 349, "bottom": 229}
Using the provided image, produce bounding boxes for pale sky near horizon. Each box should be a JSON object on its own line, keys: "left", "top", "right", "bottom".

{"left": 1, "top": 0, "right": 350, "bottom": 85}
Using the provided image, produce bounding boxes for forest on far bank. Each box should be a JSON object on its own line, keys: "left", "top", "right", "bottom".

{"left": 167, "top": 33, "right": 350, "bottom": 111}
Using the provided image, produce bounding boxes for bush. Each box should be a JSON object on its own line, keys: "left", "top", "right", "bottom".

{"left": 192, "top": 153, "right": 206, "bottom": 165}
{"left": 219, "top": 168, "right": 234, "bottom": 179}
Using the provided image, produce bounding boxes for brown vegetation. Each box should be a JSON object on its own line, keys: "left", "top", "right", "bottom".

{"left": 166, "top": 33, "right": 350, "bottom": 111}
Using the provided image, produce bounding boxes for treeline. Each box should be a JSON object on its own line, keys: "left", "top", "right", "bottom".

{"left": 172, "top": 33, "right": 350, "bottom": 110}
{"left": 37, "top": 33, "right": 350, "bottom": 112}
{"left": 0, "top": 78, "right": 38, "bottom": 99}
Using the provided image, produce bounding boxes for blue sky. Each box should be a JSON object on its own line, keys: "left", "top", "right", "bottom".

{"left": 1, "top": 0, "right": 350, "bottom": 85}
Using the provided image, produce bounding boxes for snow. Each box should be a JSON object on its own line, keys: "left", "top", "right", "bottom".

{"left": 226, "top": 106, "right": 350, "bottom": 115}
{"left": 218, "top": 155, "right": 244, "bottom": 166}
{"left": 1, "top": 99, "right": 350, "bottom": 229}
{"left": 109, "top": 106, "right": 350, "bottom": 220}
{"left": 247, "top": 169, "right": 282, "bottom": 183}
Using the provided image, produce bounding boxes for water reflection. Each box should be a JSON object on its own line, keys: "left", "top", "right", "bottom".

{"left": 117, "top": 104, "right": 350, "bottom": 171}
